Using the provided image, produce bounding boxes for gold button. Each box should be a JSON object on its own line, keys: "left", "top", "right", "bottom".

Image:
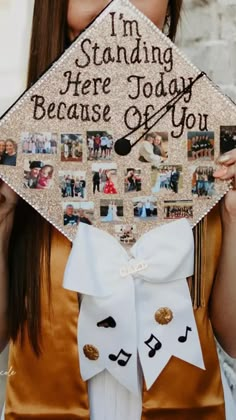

{"left": 83, "top": 344, "right": 99, "bottom": 360}
{"left": 155, "top": 307, "right": 173, "bottom": 325}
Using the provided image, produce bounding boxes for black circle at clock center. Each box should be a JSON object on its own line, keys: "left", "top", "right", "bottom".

{"left": 114, "top": 138, "right": 132, "bottom": 156}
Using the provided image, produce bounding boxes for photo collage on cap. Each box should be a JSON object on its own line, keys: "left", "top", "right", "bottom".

{"left": 2, "top": 123, "right": 231, "bottom": 247}
{"left": 0, "top": 0, "right": 234, "bottom": 249}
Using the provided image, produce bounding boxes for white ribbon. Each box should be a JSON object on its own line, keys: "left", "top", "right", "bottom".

{"left": 63, "top": 219, "right": 205, "bottom": 395}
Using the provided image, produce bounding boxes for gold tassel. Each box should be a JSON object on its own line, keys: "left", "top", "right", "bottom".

{"left": 191, "top": 217, "right": 207, "bottom": 309}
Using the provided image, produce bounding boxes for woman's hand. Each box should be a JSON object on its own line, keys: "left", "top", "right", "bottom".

{"left": 214, "top": 150, "right": 236, "bottom": 223}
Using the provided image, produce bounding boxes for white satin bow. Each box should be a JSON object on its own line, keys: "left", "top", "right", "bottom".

{"left": 63, "top": 219, "right": 205, "bottom": 395}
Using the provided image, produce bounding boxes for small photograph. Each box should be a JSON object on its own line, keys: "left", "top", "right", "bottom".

{"left": 151, "top": 165, "right": 183, "bottom": 194}
{"left": 133, "top": 196, "right": 158, "bottom": 220}
{"left": 187, "top": 131, "right": 214, "bottom": 161}
{"left": 21, "top": 132, "right": 57, "bottom": 154}
{"left": 0, "top": 139, "right": 17, "bottom": 166}
{"left": 124, "top": 168, "right": 142, "bottom": 193}
{"left": 63, "top": 202, "right": 94, "bottom": 226}
{"left": 138, "top": 132, "right": 168, "bottom": 167}
{"left": 59, "top": 171, "right": 86, "bottom": 199}
{"left": 23, "top": 160, "right": 54, "bottom": 189}
{"left": 164, "top": 200, "right": 193, "bottom": 219}
{"left": 87, "top": 131, "right": 114, "bottom": 161}
{"left": 192, "top": 167, "right": 215, "bottom": 198}
{"left": 92, "top": 163, "right": 117, "bottom": 194}
{"left": 100, "top": 199, "right": 123, "bottom": 222}
{"left": 61, "top": 133, "right": 83, "bottom": 162}
{"left": 114, "top": 224, "right": 137, "bottom": 246}
{"left": 220, "top": 126, "right": 236, "bottom": 154}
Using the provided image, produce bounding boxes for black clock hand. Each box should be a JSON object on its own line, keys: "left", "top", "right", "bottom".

{"left": 114, "top": 71, "right": 205, "bottom": 156}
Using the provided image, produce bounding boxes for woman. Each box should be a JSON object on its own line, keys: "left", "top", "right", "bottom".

{"left": 102, "top": 200, "right": 114, "bottom": 222}
{"left": 153, "top": 133, "right": 167, "bottom": 158}
{"left": 112, "top": 201, "right": 120, "bottom": 220}
{"left": 74, "top": 177, "right": 81, "bottom": 198}
{"left": 35, "top": 164, "right": 54, "bottom": 190}
{"left": 63, "top": 140, "right": 69, "bottom": 159}
{"left": 103, "top": 171, "right": 117, "bottom": 194}
{"left": 140, "top": 201, "right": 147, "bottom": 218}
{"left": 106, "top": 134, "right": 113, "bottom": 158}
{"left": 190, "top": 136, "right": 197, "bottom": 160}
{"left": 139, "top": 132, "right": 163, "bottom": 166}
{"left": 2, "top": 140, "right": 17, "bottom": 166}
{"left": 152, "top": 168, "right": 162, "bottom": 192}
{"left": 207, "top": 134, "right": 214, "bottom": 159}
{"left": 0, "top": 1, "right": 236, "bottom": 419}
{"left": 125, "top": 170, "right": 136, "bottom": 192}
{"left": 100, "top": 169, "right": 107, "bottom": 192}
{"left": 65, "top": 175, "right": 72, "bottom": 196}
{"left": 24, "top": 160, "right": 43, "bottom": 189}
{"left": 87, "top": 135, "right": 94, "bottom": 159}
{"left": 78, "top": 209, "right": 92, "bottom": 225}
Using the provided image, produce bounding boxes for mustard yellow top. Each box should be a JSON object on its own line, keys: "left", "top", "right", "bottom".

{"left": 5, "top": 205, "right": 225, "bottom": 419}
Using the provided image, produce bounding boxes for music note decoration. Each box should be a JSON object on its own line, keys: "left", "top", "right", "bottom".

{"left": 97, "top": 316, "right": 116, "bottom": 328}
{"left": 144, "top": 334, "right": 162, "bottom": 358}
{"left": 178, "top": 326, "right": 192, "bottom": 343}
{"left": 109, "top": 349, "right": 132, "bottom": 367}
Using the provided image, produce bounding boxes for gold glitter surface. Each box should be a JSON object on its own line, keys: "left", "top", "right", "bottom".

{"left": 0, "top": 0, "right": 232, "bottom": 243}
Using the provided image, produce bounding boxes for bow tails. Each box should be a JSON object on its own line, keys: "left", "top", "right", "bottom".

{"left": 63, "top": 219, "right": 205, "bottom": 393}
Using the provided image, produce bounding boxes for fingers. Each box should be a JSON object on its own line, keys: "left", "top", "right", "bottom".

{"left": 214, "top": 151, "right": 236, "bottom": 183}
{"left": 217, "top": 149, "right": 236, "bottom": 166}
{"left": 214, "top": 164, "right": 235, "bottom": 181}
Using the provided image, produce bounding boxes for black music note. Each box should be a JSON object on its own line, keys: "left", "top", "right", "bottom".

{"left": 97, "top": 316, "right": 116, "bottom": 328}
{"left": 144, "top": 334, "right": 162, "bottom": 358}
{"left": 109, "top": 349, "right": 132, "bottom": 367}
{"left": 178, "top": 326, "right": 192, "bottom": 343}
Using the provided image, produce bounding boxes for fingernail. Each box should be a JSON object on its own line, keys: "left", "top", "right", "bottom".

{"left": 213, "top": 167, "right": 227, "bottom": 177}
{"left": 218, "top": 154, "right": 231, "bottom": 163}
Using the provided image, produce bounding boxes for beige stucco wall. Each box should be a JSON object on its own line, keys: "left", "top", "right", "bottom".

{"left": 177, "top": 0, "right": 236, "bottom": 101}
{"left": 0, "top": 0, "right": 34, "bottom": 115}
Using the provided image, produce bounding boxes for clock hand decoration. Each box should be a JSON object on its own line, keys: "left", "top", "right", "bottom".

{"left": 114, "top": 71, "right": 205, "bottom": 156}
{"left": 63, "top": 219, "right": 205, "bottom": 395}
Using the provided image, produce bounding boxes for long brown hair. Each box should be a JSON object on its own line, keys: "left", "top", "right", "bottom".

{"left": 8, "top": 0, "right": 183, "bottom": 355}
{"left": 168, "top": 1, "right": 183, "bottom": 41}
{"left": 8, "top": 0, "right": 69, "bottom": 356}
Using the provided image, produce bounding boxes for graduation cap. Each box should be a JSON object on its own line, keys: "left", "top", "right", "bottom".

{"left": 0, "top": 0, "right": 233, "bottom": 243}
